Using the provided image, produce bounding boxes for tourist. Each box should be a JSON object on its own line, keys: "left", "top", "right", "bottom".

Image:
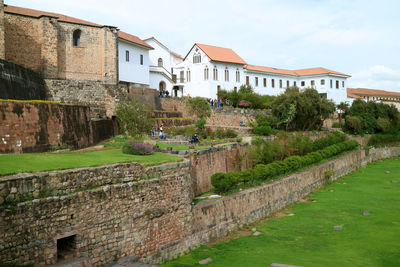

{"left": 189, "top": 133, "right": 199, "bottom": 144}
{"left": 165, "top": 90, "right": 169, "bottom": 98}
{"left": 159, "top": 125, "right": 165, "bottom": 139}
{"left": 151, "top": 127, "right": 156, "bottom": 136}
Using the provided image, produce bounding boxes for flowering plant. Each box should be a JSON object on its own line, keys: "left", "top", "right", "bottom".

{"left": 122, "top": 140, "right": 154, "bottom": 155}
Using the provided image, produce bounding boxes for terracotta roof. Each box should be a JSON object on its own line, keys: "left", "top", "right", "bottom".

{"left": 118, "top": 31, "right": 153, "bottom": 49}
{"left": 294, "top": 67, "right": 350, "bottom": 77}
{"left": 4, "top": 5, "right": 103, "bottom": 27}
{"left": 245, "top": 65, "right": 350, "bottom": 77}
{"left": 191, "top": 43, "right": 247, "bottom": 65}
{"left": 347, "top": 88, "right": 400, "bottom": 99}
{"left": 245, "top": 65, "right": 296, "bottom": 76}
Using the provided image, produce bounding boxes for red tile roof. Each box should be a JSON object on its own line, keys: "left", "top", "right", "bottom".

{"left": 245, "top": 65, "right": 350, "bottom": 77}
{"left": 347, "top": 88, "right": 400, "bottom": 99}
{"left": 4, "top": 5, "right": 102, "bottom": 27}
{"left": 118, "top": 31, "right": 153, "bottom": 49}
{"left": 192, "top": 43, "right": 247, "bottom": 65}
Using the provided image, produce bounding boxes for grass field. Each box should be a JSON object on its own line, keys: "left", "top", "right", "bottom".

{"left": 0, "top": 149, "right": 182, "bottom": 176}
{"left": 163, "top": 157, "right": 400, "bottom": 267}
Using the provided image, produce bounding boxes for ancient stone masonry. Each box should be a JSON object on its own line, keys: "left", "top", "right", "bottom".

{"left": 1, "top": 146, "right": 400, "bottom": 265}
{"left": 0, "top": 59, "right": 46, "bottom": 100}
{"left": 0, "top": 0, "right": 5, "bottom": 59}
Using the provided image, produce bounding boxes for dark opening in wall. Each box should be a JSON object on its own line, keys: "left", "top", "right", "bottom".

{"left": 57, "top": 235, "right": 77, "bottom": 262}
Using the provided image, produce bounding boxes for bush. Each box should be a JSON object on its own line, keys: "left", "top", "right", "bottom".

{"left": 254, "top": 125, "right": 273, "bottom": 136}
{"left": 122, "top": 140, "right": 154, "bottom": 155}
{"left": 213, "top": 140, "right": 359, "bottom": 193}
{"left": 368, "top": 133, "right": 400, "bottom": 146}
{"left": 225, "top": 129, "right": 238, "bottom": 138}
{"left": 345, "top": 116, "right": 361, "bottom": 133}
{"left": 377, "top": 117, "right": 391, "bottom": 133}
{"left": 332, "top": 122, "right": 343, "bottom": 128}
{"left": 195, "top": 118, "right": 206, "bottom": 131}
{"left": 186, "top": 97, "right": 211, "bottom": 119}
{"left": 115, "top": 100, "right": 153, "bottom": 137}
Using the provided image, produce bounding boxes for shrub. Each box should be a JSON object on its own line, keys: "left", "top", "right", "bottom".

{"left": 186, "top": 97, "right": 211, "bottom": 119}
{"left": 115, "top": 100, "right": 153, "bottom": 137}
{"left": 332, "top": 122, "right": 343, "bottom": 128}
{"left": 195, "top": 118, "right": 206, "bottom": 131}
{"left": 254, "top": 125, "right": 273, "bottom": 136}
{"left": 377, "top": 117, "right": 391, "bottom": 133}
{"left": 368, "top": 133, "right": 400, "bottom": 146}
{"left": 225, "top": 129, "right": 238, "bottom": 138}
{"left": 122, "top": 140, "right": 154, "bottom": 155}
{"left": 345, "top": 116, "right": 361, "bottom": 133}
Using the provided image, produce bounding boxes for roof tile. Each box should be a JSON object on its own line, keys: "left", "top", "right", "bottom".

{"left": 195, "top": 43, "right": 247, "bottom": 65}
{"left": 347, "top": 88, "right": 400, "bottom": 98}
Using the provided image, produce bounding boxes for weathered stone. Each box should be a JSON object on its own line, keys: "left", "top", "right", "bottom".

{"left": 333, "top": 225, "right": 343, "bottom": 231}
{"left": 199, "top": 258, "right": 213, "bottom": 265}
{"left": 392, "top": 180, "right": 398, "bottom": 183}
{"left": 271, "top": 264, "right": 303, "bottom": 267}
{"left": 363, "top": 211, "right": 370, "bottom": 216}
{"left": 253, "top": 231, "right": 261, "bottom": 236}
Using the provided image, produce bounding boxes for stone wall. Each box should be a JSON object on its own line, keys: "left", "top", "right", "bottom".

{"left": 1, "top": 145, "right": 400, "bottom": 265}
{"left": 0, "top": 0, "right": 4, "bottom": 59}
{"left": 0, "top": 101, "right": 93, "bottom": 153}
{"left": 190, "top": 143, "right": 252, "bottom": 195}
{"left": 4, "top": 11, "right": 118, "bottom": 83}
{"left": 0, "top": 161, "right": 193, "bottom": 265}
{"left": 0, "top": 59, "right": 46, "bottom": 100}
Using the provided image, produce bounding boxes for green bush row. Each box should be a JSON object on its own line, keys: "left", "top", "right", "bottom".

{"left": 368, "top": 133, "right": 400, "bottom": 145}
{"left": 212, "top": 140, "right": 359, "bottom": 193}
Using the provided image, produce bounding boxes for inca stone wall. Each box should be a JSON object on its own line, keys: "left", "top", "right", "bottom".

{"left": 3, "top": 11, "right": 118, "bottom": 83}
{"left": 1, "top": 146, "right": 399, "bottom": 265}
{"left": 0, "top": 0, "right": 5, "bottom": 59}
{"left": 0, "top": 101, "right": 92, "bottom": 153}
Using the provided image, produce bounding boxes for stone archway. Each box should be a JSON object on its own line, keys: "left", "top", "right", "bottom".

{"left": 159, "top": 81, "right": 166, "bottom": 92}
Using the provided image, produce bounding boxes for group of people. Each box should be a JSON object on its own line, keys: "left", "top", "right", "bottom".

{"left": 206, "top": 98, "right": 224, "bottom": 107}
{"left": 151, "top": 125, "right": 166, "bottom": 139}
{"left": 159, "top": 90, "right": 169, "bottom": 98}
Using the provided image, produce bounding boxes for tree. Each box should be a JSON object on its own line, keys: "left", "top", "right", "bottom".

{"left": 115, "top": 99, "right": 154, "bottom": 137}
{"left": 337, "top": 102, "right": 349, "bottom": 124}
{"left": 185, "top": 97, "right": 211, "bottom": 119}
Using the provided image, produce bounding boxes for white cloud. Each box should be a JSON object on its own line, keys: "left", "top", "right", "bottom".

{"left": 348, "top": 65, "right": 400, "bottom": 92}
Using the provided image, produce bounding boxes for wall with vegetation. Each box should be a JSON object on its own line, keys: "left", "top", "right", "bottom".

{"left": 1, "top": 146, "right": 399, "bottom": 265}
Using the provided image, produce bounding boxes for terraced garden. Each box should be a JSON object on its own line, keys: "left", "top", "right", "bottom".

{"left": 164, "top": 156, "right": 400, "bottom": 267}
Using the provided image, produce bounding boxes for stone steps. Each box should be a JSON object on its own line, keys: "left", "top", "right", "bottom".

{"left": 151, "top": 110, "right": 183, "bottom": 118}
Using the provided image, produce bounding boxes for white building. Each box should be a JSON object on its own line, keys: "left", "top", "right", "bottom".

{"left": 117, "top": 31, "right": 154, "bottom": 87}
{"left": 170, "top": 43, "right": 351, "bottom": 104}
{"left": 144, "top": 37, "right": 183, "bottom": 96}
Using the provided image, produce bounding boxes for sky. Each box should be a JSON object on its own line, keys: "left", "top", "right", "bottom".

{"left": 5, "top": 0, "right": 400, "bottom": 91}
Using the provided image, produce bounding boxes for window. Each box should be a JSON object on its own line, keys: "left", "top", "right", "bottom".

{"left": 180, "top": 70, "right": 184, "bottom": 83}
{"left": 187, "top": 69, "right": 191, "bottom": 82}
{"left": 272, "top": 79, "right": 275, "bottom": 88}
{"left": 236, "top": 69, "right": 240, "bottom": 82}
{"left": 294, "top": 81, "right": 297, "bottom": 86}
{"left": 213, "top": 66, "right": 218, "bottom": 80}
{"left": 125, "top": 50, "right": 129, "bottom": 62}
{"left": 321, "top": 79, "right": 325, "bottom": 85}
{"left": 286, "top": 80, "right": 289, "bottom": 88}
{"left": 204, "top": 66, "right": 209, "bottom": 80}
{"left": 311, "top": 80, "right": 315, "bottom": 87}
{"left": 264, "top": 78, "right": 267, "bottom": 87}
{"left": 279, "top": 79, "right": 282, "bottom": 88}
{"left": 301, "top": 81, "right": 305, "bottom": 87}
{"left": 330, "top": 79, "right": 333, "bottom": 88}
{"left": 225, "top": 68, "right": 229, "bottom": 81}
{"left": 336, "top": 80, "right": 339, "bottom": 89}
{"left": 255, "top": 77, "right": 258, "bottom": 87}
{"left": 342, "top": 81, "right": 344, "bottom": 87}
{"left": 246, "top": 76, "right": 249, "bottom": 85}
{"left": 72, "top": 29, "right": 81, "bottom": 47}
{"left": 157, "top": 58, "right": 163, "bottom": 67}
{"left": 193, "top": 52, "right": 201, "bottom": 63}
{"left": 140, "top": 55, "right": 143, "bottom": 65}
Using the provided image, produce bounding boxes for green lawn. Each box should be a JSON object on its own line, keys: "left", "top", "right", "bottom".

{"left": 0, "top": 149, "right": 182, "bottom": 176}
{"left": 163, "top": 157, "right": 400, "bottom": 267}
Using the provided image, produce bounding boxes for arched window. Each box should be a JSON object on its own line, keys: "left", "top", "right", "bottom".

{"left": 158, "top": 58, "right": 163, "bottom": 67}
{"left": 204, "top": 66, "right": 209, "bottom": 80}
{"left": 193, "top": 52, "right": 201, "bottom": 63}
{"left": 187, "top": 68, "right": 191, "bottom": 82}
{"left": 225, "top": 67, "right": 229, "bottom": 81}
{"left": 73, "top": 29, "right": 81, "bottom": 47}
{"left": 236, "top": 69, "right": 240, "bottom": 83}
{"left": 213, "top": 66, "right": 218, "bottom": 81}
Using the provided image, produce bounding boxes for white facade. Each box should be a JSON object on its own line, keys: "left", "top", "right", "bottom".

{"left": 170, "top": 43, "right": 351, "bottom": 104}
{"left": 145, "top": 38, "right": 183, "bottom": 94}
{"left": 118, "top": 39, "right": 151, "bottom": 87}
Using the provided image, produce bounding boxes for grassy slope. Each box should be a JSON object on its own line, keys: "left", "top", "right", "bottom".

{"left": 0, "top": 149, "right": 182, "bottom": 175}
{"left": 163, "top": 157, "right": 400, "bottom": 267}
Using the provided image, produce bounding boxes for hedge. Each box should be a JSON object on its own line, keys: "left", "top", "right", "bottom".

{"left": 368, "top": 133, "right": 400, "bottom": 145}
{"left": 211, "top": 140, "right": 359, "bottom": 193}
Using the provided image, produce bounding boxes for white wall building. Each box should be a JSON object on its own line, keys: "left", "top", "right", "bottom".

{"left": 170, "top": 43, "right": 351, "bottom": 104}
{"left": 117, "top": 31, "right": 153, "bottom": 87}
{"left": 144, "top": 37, "right": 183, "bottom": 95}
